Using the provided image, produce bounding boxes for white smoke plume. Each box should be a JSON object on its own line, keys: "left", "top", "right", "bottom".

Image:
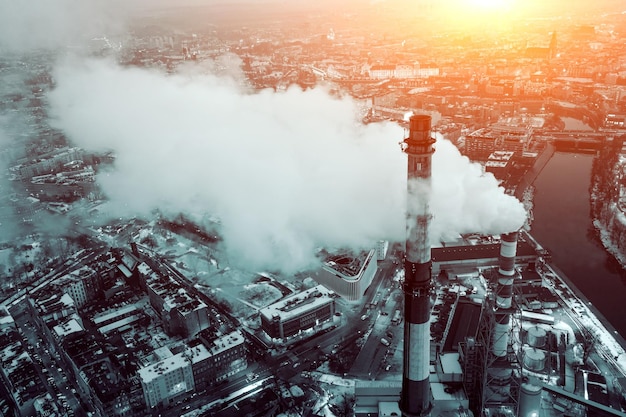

{"left": 0, "top": 0, "right": 130, "bottom": 54}
{"left": 48, "top": 57, "right": 526, "bottom": 272}
{"left": 431, "top": 137, "right": 527, "bottom": 239}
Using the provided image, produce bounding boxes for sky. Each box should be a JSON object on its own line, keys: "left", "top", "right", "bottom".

{"left": 1, "top": 0, "right": 623, "bottom": 55}
{"left": 47, "top": 57, "right": 526, "bottom": 273}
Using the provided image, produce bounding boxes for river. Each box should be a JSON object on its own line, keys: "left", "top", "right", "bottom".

{"left": 530, "top": 151, "right": 626, "bottom": 338}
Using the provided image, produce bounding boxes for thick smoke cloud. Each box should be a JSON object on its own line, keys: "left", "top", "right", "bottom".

{"left": 48, "top": 57, "right": 526, "bottom": 272}
{"left": 431, "top": 138, "right": 527, "bottom": 239}
{"left": 0, "top": 0, "right": 129, "bottom": 54}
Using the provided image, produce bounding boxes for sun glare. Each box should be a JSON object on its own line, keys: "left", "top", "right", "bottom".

{"left": 467, "top": 0, "right": 513, "bottom": 10}
{"left": 428, "top": 0, "right": 521, "bottom": 32}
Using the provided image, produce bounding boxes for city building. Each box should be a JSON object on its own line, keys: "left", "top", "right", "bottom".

{"left": 259, "top": 285, "right": 335, "bottom": 340}
{"left": 376, "top": 240, "right": 389, "bottom": 261}
{"left": 465, "top": 122, "right": 534, "bottom": 161}
{"left": 368, "top": 63, "right": 439, "bottom": 79}
{"left": 138, "top": 347, "right": 195, "bottom": 408}
{"left": 53, "top": 265, "right": 99, "bottom": 309}
{"left": 485, "top": 150, "right": 515, "bottom": 182}
{"left": 137, "top": 262, "right": 210, "bottom": 338}
{"left": 313, "top": 249, "right": 377, "bottom": 301}
{"left": 196, "top": 330, "right": 248, "bottom": 386}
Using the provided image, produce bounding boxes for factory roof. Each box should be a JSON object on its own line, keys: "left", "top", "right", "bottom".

{"left": 259, "top": 285, "right": 333, "bottom": 321}
{"left": 442, "top": 299, "right": 482, "bottom": 352}
{"left": 432, "top": 241, "right": 536, "bottom": 263}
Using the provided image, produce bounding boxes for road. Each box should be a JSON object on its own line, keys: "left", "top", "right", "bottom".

{"left": 9, "top": 301, "right": 93, "bottom": 417}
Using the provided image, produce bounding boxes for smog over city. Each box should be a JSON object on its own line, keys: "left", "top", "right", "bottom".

{"left": 1, "top": 1, "right": 626, "bottom": 417}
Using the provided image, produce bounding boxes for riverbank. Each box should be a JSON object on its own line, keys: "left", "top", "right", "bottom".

{"left": 523, "top": 228, "right": 626, "bottom": 367}
{"left": 546, "top": 259, "right": 626, "bottom": 363}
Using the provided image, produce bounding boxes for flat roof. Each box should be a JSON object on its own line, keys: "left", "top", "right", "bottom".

{"left": 93, "top": 304, "right": 138, "bottom": 325}
{"left": 0, "top": 306, "right": 13, "bottom": 326}
{"left": 432, "top": 240, "right": 536, "bottom": 263}
{"left": 138, "top": 353, "right": 190, "bottom": 384}
{"left": 98, "top": 314, "right": 143, "bottom": 334}
{"left": 323, "top": 249, "right": 375, "bottom": 280}
{"left": 439, "top": 352, "right": 463, "bottom": 375}
{"left": 53, "top": 318, "right": 84, "bottom": 338}
{"left": 259, "top": 285, "right": 333, "bottom": 321}
{"left": 205, "top": 330, "right": 245, "bottom": 357}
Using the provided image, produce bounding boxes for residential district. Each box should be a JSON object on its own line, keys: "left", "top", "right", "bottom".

{"left": 2, "top": 3, "right": 626, "bottom": 417}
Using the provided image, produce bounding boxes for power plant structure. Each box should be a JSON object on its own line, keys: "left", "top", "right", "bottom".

{"left": 398, "top": 115, "right": 524, "bottom": 417}
{"left": 352, "top": 114, "right": 626, "bottom": 417}
{"left": 472, "top": 231, "right": 523, "bottom": 415}
{"left": 400, "top": 114, "right": 436, "bottom": 416}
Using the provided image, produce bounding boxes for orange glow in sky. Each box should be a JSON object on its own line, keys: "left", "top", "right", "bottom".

{"left": 466, "top": 0, "right": 514, "bottom": 10}
{"left": 422, "top": 0, "right": 523, "bottom": 33}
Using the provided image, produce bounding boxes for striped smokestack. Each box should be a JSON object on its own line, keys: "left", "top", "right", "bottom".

{"left": 492, "top": 231, "right": 518, "bottom": 358}
{"left": 400, "top": 114, "right": 435, "bottom": 417}
{"left": 486, "top": 231, "right": 519, "bottom": 403}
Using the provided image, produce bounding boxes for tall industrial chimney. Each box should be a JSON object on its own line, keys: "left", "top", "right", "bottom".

{"left": 400, "top": 114, "right": 435, "bottom": 417}
{"left": 493, "top": 231, "right": 518, "bottom": 357}
{"left": 486, "top": 231, "right": 519, "bottom": 405}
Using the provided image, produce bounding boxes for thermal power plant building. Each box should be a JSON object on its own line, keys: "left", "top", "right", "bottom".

{"left": 460, "top": 231, "right": 523, "bottom": 416}
{"left": 260, "top": 285, "right": 335, "bottom": 340}
{"left": 313, "top": 249, "right": 377, "bottom": 301}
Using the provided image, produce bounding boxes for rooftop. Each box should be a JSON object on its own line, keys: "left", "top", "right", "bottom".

{"left": 322, "top": 249, "right": 375, "bottom": 280}
{"left": 204, "top": 330, "right": 245, "bottom": 357}
{"left": 259, "top": 285, "right": 333, "bottom": 321}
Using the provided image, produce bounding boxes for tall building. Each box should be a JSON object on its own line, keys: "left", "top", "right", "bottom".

{"left": 549, "top": 31, "right": 557, "bottom": 60}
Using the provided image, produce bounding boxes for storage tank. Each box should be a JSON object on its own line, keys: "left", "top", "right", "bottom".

{"left": 524, "top": 347, "right": 546, "bottom": 371}
{"left": 527, "top": 325, "right": 547, "bottom": 348}
{"left": 519, "top": 382, "right": 542, "bottom": 417}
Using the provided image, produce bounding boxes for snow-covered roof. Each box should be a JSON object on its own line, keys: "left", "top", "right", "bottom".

{"left": 259, "top": 285, "right": 333, "bottom": 322}
{"left": 0, "top": 306, "right": 14, "bottom": 327}
{"left": 93, "top": 304, "right": 138, "bottom": 325}
{"left": 205, "top": 330, "right": 245, "bottom": 357}
{"left": 53, "top": 318, "right": 84, "bottom": 338}
{"left": 137, "top": 350, "right": 191, "bottom": 384}
{"left": 98, "top": 314, "right": 144, "bottom": 335}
